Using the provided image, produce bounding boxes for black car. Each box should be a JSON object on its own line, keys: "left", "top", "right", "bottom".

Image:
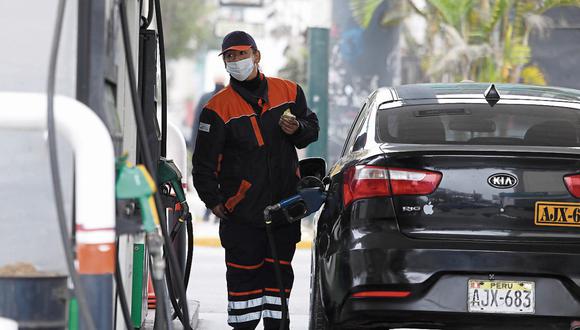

{"left": 309, "top": 83, "right": 580, "bottom": 330}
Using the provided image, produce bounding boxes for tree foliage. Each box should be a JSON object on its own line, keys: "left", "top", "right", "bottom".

{"left": 159, "top": 0, "right": 216, "bottom": 60}
{"left": 278, "top": 44, "right": 308, "bottom": 87}
{"left": 349, "top": 0, "right": 385, "bottom": 28}
{"left": 349, "top": 0, "right": 580, "bottom": 84}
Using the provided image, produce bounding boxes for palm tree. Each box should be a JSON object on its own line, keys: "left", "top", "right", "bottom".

{"left": 349, "top": 0, "right": 580, "bottom": 84}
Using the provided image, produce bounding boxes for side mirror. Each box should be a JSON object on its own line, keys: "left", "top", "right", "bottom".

{"left": 299, "top": 157, "right": 326, "bottom": 180}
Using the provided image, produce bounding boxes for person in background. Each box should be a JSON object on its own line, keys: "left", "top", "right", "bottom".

{"left": 192, "top": 30, "right": 319, "bottom": 329}
{"left": 190, "top": 75, "right": 226, "bottom": 150}
{"left": 191, "top": 75, "right": 225, "bottom": 222}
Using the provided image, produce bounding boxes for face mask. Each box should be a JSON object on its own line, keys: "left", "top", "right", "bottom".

{"left": 226, "top": 57, "right": 255, "bottom": 81}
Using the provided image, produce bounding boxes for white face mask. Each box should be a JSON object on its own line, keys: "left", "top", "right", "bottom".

{"left": 226, "top": 57, "right": 255, "bottom": 81}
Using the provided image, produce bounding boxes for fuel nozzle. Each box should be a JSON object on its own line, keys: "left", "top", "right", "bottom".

{"left": 264, "top": 195, "right": 308, "bottom": 225}
{"left": 264, "top": 178, "right": 328, "bottom": 225}
{"left": 115, "top": 156, "right": 160, "bottom": 233}
{"left": 279, "top": 195, "right": 308, "bottom": 223}
{"left": 157, "top": 157, "right": 186, "bottom": 203}
{"left": 157, "top": 157, "right": 191, "bottom": 221}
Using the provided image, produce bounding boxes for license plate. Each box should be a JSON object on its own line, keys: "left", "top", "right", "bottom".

{"left": 535, "top": 201, "right": 580, "bottom": 228}
{"left": 468, "top": 280, "right": 535, "bottom": 314}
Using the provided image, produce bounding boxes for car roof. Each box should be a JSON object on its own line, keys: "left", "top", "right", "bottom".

{"left": 386, "top": 83, "right": 580, "bottom": 104}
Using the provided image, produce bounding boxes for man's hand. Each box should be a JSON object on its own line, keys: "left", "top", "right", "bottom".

{"left": 212, "top": 204, "right": 228, "bottom": 219}
{"left": 279, "top": 114, "right": 299, "bottom": 135}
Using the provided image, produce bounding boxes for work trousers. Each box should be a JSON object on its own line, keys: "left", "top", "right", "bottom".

{"left": 219, "top": 220, "right": 301, "bottom": 330}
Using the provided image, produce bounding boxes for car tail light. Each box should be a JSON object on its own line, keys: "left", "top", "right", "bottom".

{"left": 564, "top": 173, "right": 580, "bottom": 198}
{"left": 389, "top": 168, "right": 442, "bottom": 196}
{"left": 351, "top": 290, "right": 411, "bottom": 298}
{"left": 343, "top": 166, "right": 442, "bottom": 207}
{"left": 343, "top": 166, "right": 391, "bottom": 207}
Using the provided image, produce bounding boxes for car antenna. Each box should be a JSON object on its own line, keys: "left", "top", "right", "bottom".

{"left": 484, "top": 83, "right": 500, "bottom": 107}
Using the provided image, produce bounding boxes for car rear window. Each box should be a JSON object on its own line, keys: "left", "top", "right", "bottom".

{"left": 377, "top": 103, "right": 580, "bottom": 147}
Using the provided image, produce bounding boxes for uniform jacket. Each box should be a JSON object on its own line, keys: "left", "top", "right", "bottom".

{"left": 192, "top": 73, "right": 319, "bottom": 226}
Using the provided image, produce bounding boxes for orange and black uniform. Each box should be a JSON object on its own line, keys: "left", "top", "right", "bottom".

{"left": 192, "top": 72, "right": 319, "bottom": 329}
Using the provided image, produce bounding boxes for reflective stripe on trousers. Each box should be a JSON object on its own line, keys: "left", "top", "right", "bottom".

{"left": 227, "top": 295, "right": 289, "bottom": 324}
{"left": 228, "top": 310, "right": 285, "bottom": 324}
{"left": 228, "top": 296, "right": 289, "bottom": 311}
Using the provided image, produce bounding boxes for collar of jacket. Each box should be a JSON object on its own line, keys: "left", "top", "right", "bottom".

{"left": 230, "top": 72, "right": 269, "bottom": 115}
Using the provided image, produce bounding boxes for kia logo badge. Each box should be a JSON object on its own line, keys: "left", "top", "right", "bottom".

{"left": 487, "top": 173, "right": 518, "bottom": 189}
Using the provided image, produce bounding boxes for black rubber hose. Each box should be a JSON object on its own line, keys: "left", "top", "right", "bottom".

{"left": 154, "top": 0, "right": 168, "bottom": 157}
{"left": 117, "top": 2, "right": 192, "bottom": 329}
{"left": 165, "top": 257, "right": 187, "bottom": 323}
{"left": 162, "top": 208, "right": 188, "bottom": 321}
{"left": 169, "top": 214, "right": 194, "bottom": 320}
{"left": 170, "top": 221, "right": 183, "bottom": 240}
{"left": 164, "top": 229, "right": 187, "bottom": 324}
{"left": 265, "top": 223, "right": 289, "bottom": 330}
{"left": 164, "top": 209, "right": 186, "bottom": 323}
{"left": 46, "top": 1, "right": 96, "bottom": 329}
{"left": 141, "top": 0, "right": 154, "bottom": 28}
{"left": 114, "top": 239, "right": 136, "bottom": 330}
{"left": 184, "top": 218, "right": 194, "bottom": 289}
{"left": 154, "top": 0, "right": 186, "bottom": 319}
{"left": 165, "top": 215, "right": 187, "bottom": 323}
{"left": 138, "top": 0, "right": 144, "bottom": 27}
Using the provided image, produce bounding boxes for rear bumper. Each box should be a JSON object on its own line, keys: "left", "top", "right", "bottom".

{"left": 321, "top": 245, "right": 580, "bottom": 327}
{"left": 337, "top": 309, "right": 574, "bottom": 330}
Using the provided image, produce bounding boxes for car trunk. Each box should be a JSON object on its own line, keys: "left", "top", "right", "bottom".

{"left": 384, "top": 151, "right": 580, "bottom": 242}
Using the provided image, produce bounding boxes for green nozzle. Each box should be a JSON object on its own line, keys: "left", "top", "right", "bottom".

{"left": 157, "top": 158, "right": 186, "bottom": 203}
{"left": 116, "top": 160, "right": 158, "bottom": 232}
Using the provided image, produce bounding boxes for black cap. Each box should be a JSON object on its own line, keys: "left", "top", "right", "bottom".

{"left": 219, "top": 31, "right": 257, "bottom": 56}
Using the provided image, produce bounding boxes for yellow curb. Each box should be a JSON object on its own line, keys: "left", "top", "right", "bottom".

{"left": 296, "top": 240, "right": 312, "bottom": 249}
{"left": 194, "top": 237, "right": 312, "bottom": 249}
{"left": 194, "top": 237, "right": 222, "bottom": 248}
